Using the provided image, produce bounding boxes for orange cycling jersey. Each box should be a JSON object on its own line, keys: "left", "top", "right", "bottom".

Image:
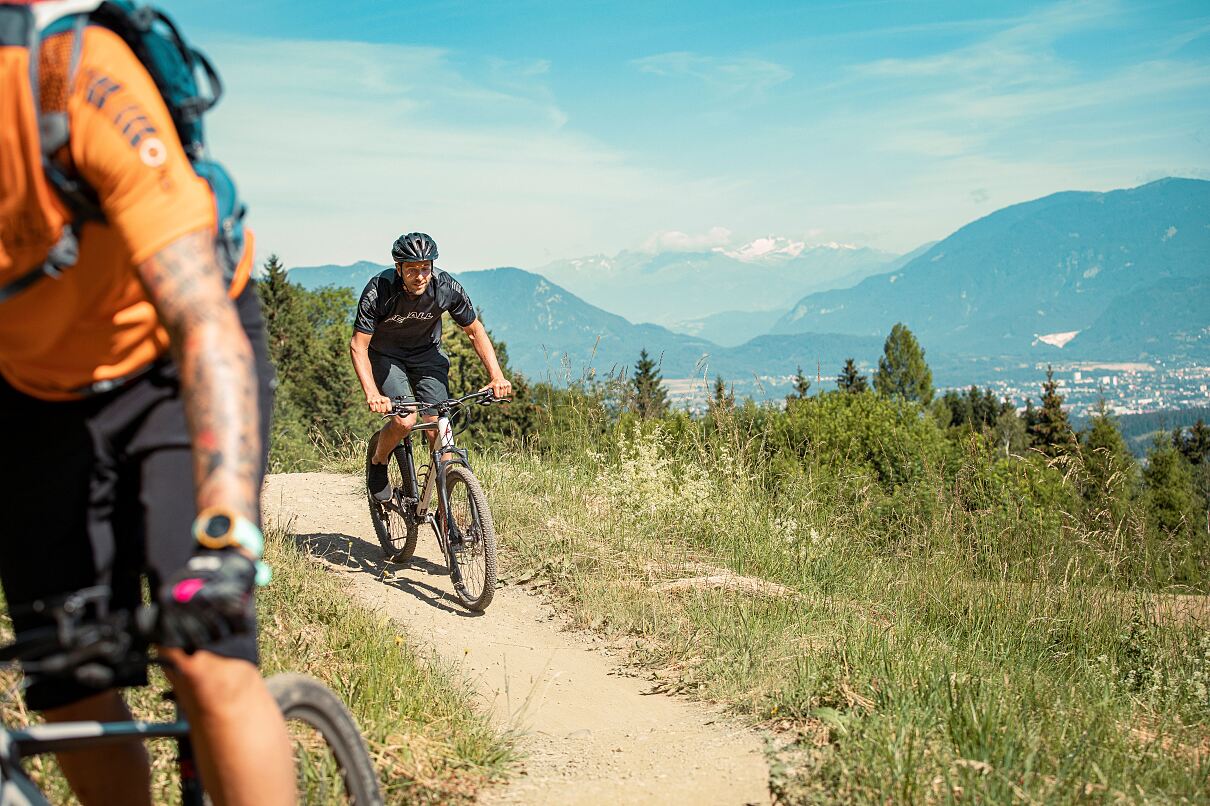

{"left": 0, "top": 25, "right": 251, "bottom": 401}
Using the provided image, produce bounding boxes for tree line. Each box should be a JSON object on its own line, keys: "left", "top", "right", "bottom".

{"left": 257, "top": 257, "right": 1208, "bottom": 588}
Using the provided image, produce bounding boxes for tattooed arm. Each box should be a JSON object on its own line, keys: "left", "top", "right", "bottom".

{"left": 137, "top": 229, "right": 260, "bottom": 524}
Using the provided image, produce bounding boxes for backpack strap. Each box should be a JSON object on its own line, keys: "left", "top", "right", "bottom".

{"left": 0, "top": 6, "right": 89, "bottom": 304}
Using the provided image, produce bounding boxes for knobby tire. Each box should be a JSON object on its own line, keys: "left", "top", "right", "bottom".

{"left": 443, "top": 464, "right": 498, "bottom": 611}
{"left": 266, "top": 673, "right": 383, "bottom": 805}
{"left": 366, "top": 431, "right": 418, "bottom": 563}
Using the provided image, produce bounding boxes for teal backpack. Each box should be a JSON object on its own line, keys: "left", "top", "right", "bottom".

{"left": 0, "top": 0, "right": 247, "bottom": 303}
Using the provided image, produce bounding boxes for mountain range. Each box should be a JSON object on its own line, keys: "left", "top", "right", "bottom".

{"left": 287, "top": 177, "right": 1210, "bottom": 389}
{"left": 286, "top": 261, "right": 883, "bottom": 384}
{"left": 535, "top": 240, "right": 901, "bottom": 329}
{"left": 770, "top": 178, "right": 1210, "bottom": 359}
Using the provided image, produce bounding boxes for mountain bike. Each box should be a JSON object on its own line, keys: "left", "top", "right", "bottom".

{"left": 366, "top": 389, "right": 504, "bottom": 611}
{"left": 0, "top": 587, "right": 382, "bottom": 805}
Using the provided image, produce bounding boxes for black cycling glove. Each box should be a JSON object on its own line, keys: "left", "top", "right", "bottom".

{"left": 157, "top": 549, "right": 257, "bottom": 653}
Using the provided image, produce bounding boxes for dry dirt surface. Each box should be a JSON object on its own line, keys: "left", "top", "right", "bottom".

{"left": 262, "top": 472, "right": 771, "bottom": 806}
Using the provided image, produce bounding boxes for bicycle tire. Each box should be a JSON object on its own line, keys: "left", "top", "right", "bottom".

{"left": 266, "top": 673, "right": 383, "bottom": 805}
{"left": 366, "top": 431, "right": 418, "bottom": 563}
{"left": 444, "top": 464, "right": 498, "bottom": 611}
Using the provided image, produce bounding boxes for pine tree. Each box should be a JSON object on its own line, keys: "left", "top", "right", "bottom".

{"left": 1144, "top": 437, "right": 1197, "bottom": 536}
{"left": 789, "top": 365, "right": 811, "bottom": 400}
{"left": 1028, "top": 365, "right": 1076, "bottom": 457}
{"left": 1172, "top": 418, "right": 1210, "bottom": 530}
{"left": 1080, "top": 403, "right": 1138, "bottom": 527}
{"left": 631, "top": 348, "right": 668, "bottom": 418}
{"left": 709, "top": 374, "right": 735, "bottom": 414}
{"left": 836, "top": 358, "right": 868, "bottom": 394}
{"left": 1173, "top": 418, "right": 1210, "bottom": 465}
{"left": 874, "top": 323, "right": 933, "bottom": 403}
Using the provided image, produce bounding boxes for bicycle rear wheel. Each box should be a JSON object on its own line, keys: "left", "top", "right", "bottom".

{"left": 444, "top": 464, "right": 498, "bottom": 611}
{"left": 267, "top": 673, "right": 382, "bottom": 805}
{"left": 366, "top": 431, "right": 418, "bottom": 563}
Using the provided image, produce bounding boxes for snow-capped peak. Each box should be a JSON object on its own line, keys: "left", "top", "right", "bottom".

{"left": 811, "top": 241, "right": 861, "bottom": 251}
{"left": 716, "top": 236, "right": 806, "bottom": 263}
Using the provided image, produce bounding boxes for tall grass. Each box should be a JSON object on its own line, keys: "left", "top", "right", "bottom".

{"left": 469, "top": 396, "right": 1209, "bottom": 804}
{"left": 0, "top": 522, "right": 511, "bottom": 804}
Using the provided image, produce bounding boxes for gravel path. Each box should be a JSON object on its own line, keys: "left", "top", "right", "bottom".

{"left": 263, "top": 472, "right": 770, "bottom": 806}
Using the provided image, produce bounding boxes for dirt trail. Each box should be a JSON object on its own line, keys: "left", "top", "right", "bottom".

{"left": 262, "top": 473, "right": 770, "bottom": 806}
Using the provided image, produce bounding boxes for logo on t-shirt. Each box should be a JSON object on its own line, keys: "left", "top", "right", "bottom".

{"left": 384, "top": 311, "right": 435, "bottom": 325}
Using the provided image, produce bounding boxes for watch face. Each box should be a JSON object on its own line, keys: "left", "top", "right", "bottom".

{"left": 205, "top": 514, "right": 233, "bottom": 539}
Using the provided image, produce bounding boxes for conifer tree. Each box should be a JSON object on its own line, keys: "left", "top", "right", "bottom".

{"left": 1172, "top": 419, "right": 1210, "bottom": 465}
{"left": 1144, "top": 437, "right": 1197, "bottom": 535}
{"left": 631, "top": 348, "right": 668, "bottom": 418}
{"left": 1172, "top": 418, "right": 1210, "bottom": 529}
{"left": 1028, "top": 365, "right": 1076, "bottom": 457}
{"left": 1080, "top": 403, "right": 1138, "bottom": 526}
{"left": 836, "top": 358, "right": 868, "bottom": 394}
{"left": 789, "top": 365, "right": 811, "bottom": 400}
{"left": 874, "top": 323, "right": 933, "bottom": 403}
{"left": 709, "top": 374, "right": 735, "bottom": 414}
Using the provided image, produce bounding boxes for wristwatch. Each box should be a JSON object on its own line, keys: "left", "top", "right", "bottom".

{"left": 192, "top": 506, "right": 265, "bottom": 558}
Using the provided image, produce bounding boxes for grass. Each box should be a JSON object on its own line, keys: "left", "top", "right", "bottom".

{"left": 0, "top": 520, "right": 512, "bottom": 804}
{"left": 464, "top": 417, "right": 1210, "bottom": 805}
{"left": 285, "top": 404, "right": 1209, "bottom": 802}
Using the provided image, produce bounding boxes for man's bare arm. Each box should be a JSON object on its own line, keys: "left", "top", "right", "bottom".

{"left": 350, "top": 330, "right": 391, "bottom": 413}
{"left": 461, "top": 319, "right": 512, "bottom": 399}
{"left": 136, "top": 229, "right": 259, "bottom": 523}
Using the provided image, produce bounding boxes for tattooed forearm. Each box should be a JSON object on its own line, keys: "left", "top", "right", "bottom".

{"left": 137, "top": 229, "right": 260, "bottom": 523}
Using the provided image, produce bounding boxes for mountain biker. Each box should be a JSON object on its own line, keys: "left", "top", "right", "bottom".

{"left": 0, "top": 2, "right": 293, "bottom": 804}
{"left": 351, "top": 232, "right": 512, "bottom": 502}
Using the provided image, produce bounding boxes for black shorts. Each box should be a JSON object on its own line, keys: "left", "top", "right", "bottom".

{"left": 369, "top": 346, "right": 450, "bottom": 407}
{"left": 0, "top": 284, "right": 274, "bottom": 711}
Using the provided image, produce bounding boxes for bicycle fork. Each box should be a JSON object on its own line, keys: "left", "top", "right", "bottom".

{"left": 414, "top": 416, "right": 472, "bottom": 594}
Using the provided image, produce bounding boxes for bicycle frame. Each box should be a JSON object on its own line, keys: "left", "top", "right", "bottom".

{"left": 388, "top": 410, "right": 474, "bottom": 590}
{"left": 1, "top": 708, "right": 203, "bottom": 805}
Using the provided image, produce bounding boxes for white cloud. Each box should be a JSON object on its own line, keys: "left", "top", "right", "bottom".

{"left": 631, "top": 52, "right": 792, "bottom": 95}
{"left": 202, "top": 36, "right": 737, "bottom": 270}
{"left": 640, "top": 227, "right": 733, "bottom": 253}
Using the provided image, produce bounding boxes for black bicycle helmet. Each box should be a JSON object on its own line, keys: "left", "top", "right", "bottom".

{"left": 391, "top": 232, "right": 439, "bottom": 262}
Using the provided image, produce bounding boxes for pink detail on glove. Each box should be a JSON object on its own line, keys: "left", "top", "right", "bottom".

{"left": 172, "top": 578, "right": 206, "bottom": 603}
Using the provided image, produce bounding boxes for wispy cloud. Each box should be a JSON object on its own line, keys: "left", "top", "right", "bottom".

{"left": 1162, "top": 18, "right": 1210, "bottom": 56}
{"left": 205, "top": 36, "right": 737, "bottom": 269}
{"left": 631, "top": 52, "right": 792, "bottom": 95}
{"left": 835, "top": 0, "right": 1210, "bottom": 160}
{"left": 640, "top": 227, "right": 733, "bottom": 253}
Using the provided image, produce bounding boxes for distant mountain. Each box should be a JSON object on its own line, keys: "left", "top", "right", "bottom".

{"left": 771, "top": 178, "right": 1210, "bottom": 357}
{"left": 536, "top": 240, "right": 899, "bottom": 327}
{"left": 452, "top": 267, "right": 714, "bottom": 380}
{"left": 455, "top": 268, "right": 884, "bottom": 382}
{"left": 285, "top": 259, "right": 887, "bottom": 385}
{"left": 288, "top": 261, "right": 385, "bottom": 291}
{"left": 669, "top": 308, "right": 788, "bottom": 347}
{"left": 1067, "top": 276, "right": 1210, "bottom": 360}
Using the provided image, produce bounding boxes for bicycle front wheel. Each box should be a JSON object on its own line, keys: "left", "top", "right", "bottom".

{"left": 267, "top": 673, "right": 383, "bottom": 805}
{"left": 366, "top": 431, "right": 418, "bottom": 563}
{"left": 444, "top": 464, "right": 498, "bottom": 611}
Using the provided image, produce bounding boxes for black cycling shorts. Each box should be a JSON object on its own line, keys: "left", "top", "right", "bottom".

{"left": 0, "top": 284, "right": 274, "bottom": 711}
{"left": 369, "top": 345, "right": 450, "bottom": 408}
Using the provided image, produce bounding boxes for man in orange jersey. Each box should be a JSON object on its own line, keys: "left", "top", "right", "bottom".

{"left": 0, "top": 2, "right": 293, "bottom": 804}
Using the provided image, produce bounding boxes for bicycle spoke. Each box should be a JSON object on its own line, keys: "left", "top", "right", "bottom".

{"left": 444, "top": 465, "right": 497, "bottom": 610}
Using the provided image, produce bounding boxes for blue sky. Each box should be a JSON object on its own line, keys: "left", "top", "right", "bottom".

{"left": 167, "top": 0, "right": 1210, "bottom": 271}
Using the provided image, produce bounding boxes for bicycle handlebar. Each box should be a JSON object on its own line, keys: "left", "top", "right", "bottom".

{"left": 0, "top": 588, "right": 159, "bottom": 686}
{"left": 385, "top": 389, "right": 511, "bottom": 418}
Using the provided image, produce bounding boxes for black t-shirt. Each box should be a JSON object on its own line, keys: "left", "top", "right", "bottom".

{"left": 354, "top": 268, "right": 477, "bottom": 361}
